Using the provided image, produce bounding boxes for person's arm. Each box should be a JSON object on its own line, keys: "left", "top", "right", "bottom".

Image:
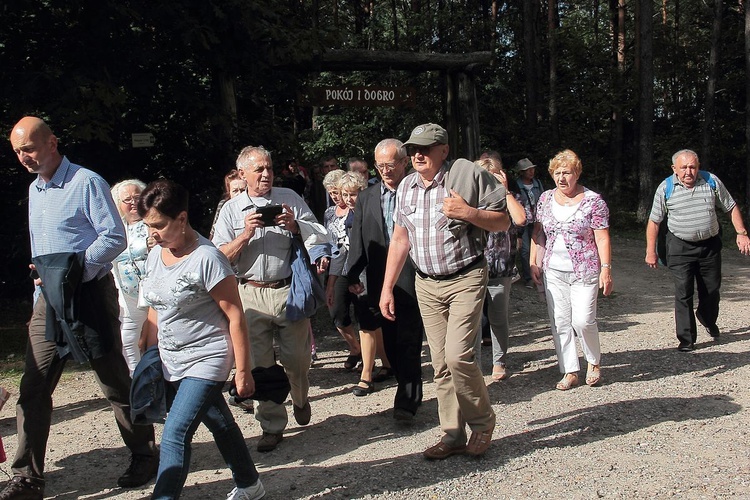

{"left": 379, "top": 224, "right": 410, "bottom": 321}
{"left": 442, "top": 189, "right": 510, "bottom": 232}
{"left": 83, "top": 177, "right": 127, "bottom": 281}
{"left": 210, "top": 275, "right": 255, "bottom": 398}
{"left": 594, "top": 228, "right": 613, "bottom": 296}
{"left": 216, "top": 210, "right": 264, "bottom": 264}
{"left": 494, "top": 171, "right": 526, "bottom": 226}
{"left": 645, "top": 220, "right": 660, "bottom": 268}
{"left": 529, "top": 222, "right": 544, "bottom": 286}
{"left": 728, "top": 205, "right": 750, "bottom": 255}
{"left": 326, "top": 274, "right": 337, "bottom": 308}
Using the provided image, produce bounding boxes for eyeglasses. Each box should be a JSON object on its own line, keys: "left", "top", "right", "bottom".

{"left": 406, "top": 144, "right": 438, "bottom": 157}
{"left": 375, "top": 159, "right": 404, "bottom": 172}
{"left": 121, "top": 196, "right": 140, "bottom": 205}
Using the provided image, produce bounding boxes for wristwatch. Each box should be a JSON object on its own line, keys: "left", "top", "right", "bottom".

{"left": 601, "top": 263, "right": 611, "bottom": 269}
{"left": 738, "top": 230, "right": 748, "bottom": 236}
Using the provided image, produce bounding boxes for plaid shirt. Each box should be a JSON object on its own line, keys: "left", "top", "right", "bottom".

{"left": 394, "top": 166, "right": 483, "bottom": 276}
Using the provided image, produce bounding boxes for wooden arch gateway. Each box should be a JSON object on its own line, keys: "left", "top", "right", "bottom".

{"left": 297, "top": 49, "right": 493, "bottom": 160}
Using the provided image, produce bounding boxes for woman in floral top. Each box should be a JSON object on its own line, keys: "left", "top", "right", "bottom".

{"left": 476, "top": 157, "right": 527, "bottom": 382}
{"left": 111, "top": 179, "right": 152, "bottom": 375}
{"left": 530, "top": 150, "right": 613, "bottom": 391}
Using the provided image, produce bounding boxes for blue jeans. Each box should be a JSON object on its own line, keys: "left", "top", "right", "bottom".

{"left": 152, "top": 377, "right": 259, "bottom": 500}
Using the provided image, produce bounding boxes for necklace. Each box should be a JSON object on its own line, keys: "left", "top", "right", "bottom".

{"left": 556, "top": 188, "right": 581, "bottom": 206}
{"left": 169, "top": 232, "right": 199, "bottom": 257}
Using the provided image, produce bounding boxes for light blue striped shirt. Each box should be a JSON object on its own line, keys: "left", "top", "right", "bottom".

{"left": 29, "top": 157, "right": 126, "bottom": 282}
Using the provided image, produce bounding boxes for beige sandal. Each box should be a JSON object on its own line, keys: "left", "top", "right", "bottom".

{"left": 586, "top": 364, "right": 601, "bottom": 386}
{"left": 555, "top": 373, "right": 578, "bottom": 391}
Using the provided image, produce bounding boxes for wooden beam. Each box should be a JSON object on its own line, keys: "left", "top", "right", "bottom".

{"left": 276, "top": 49, "right": 493, "bottom": 72}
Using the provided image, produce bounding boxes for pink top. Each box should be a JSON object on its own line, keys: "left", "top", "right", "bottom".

{"left": 536, "top": 188, "right": 609, "bottom": 279}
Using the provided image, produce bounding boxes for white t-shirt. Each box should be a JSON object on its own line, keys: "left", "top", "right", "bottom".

{"left": 141, "top": 235, "right": 235, "bottom": 382}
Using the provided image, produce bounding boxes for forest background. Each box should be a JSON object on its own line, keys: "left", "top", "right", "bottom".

{"left": 1, "top": 0, "right": 749, "bottom": 300}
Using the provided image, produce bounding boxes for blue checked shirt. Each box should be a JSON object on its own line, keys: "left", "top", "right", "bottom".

{"left": 28, "top": 157, "right": 126, "bottom": 282}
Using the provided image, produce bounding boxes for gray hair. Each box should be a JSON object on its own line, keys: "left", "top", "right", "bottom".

{"left": 236, "top": 146, "right": 272, "bottom": 171}
{"left": 322, "top": 169, "right": 345, "bottom": 191}
{"left": 671, "top": 149, "right": 699, "bottom": 166}
{"left": 339, "top": 171, "right": 367, "bottom": 192}
{"left": 374, "top": 138, "right": 407, "bottom": 160}
{"left": 111, "top": 179, "right": 147, "bottom": 217}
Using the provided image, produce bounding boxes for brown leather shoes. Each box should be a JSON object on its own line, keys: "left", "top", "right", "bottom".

{"left": 423, "top": 441, "right": 467, "bottom": 460}
{"left": 257, "top": 432, "right": 283, "bottom": 452}
{"left": 466, "top": 427, "right": 494, "bottom": 456}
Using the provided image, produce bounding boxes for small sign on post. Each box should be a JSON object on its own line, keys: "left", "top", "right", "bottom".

{"left": 131, "top": 133, "right": 155, "bottom": 148}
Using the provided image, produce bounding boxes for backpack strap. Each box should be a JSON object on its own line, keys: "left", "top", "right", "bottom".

{"left": 664, "top": 170, "right": 714, "bottom": 202}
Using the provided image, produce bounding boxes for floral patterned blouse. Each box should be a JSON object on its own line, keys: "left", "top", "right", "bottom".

{"left": 484, "top": 193, "right": 523, "bottom": 279}
{"left": 536, "top": 188, "right": 609, "bottom": 279}
{"left": 112, "top": 219, "right": 149, "bottom": 297}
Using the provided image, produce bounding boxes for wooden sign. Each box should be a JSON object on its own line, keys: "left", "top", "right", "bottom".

{"left": 301, "top": 86, "right": 416, "bottom": 107}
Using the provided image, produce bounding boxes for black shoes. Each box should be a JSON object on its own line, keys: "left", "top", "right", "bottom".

{"left": 0, "top": 477, "right": 43, "bottom": 500}
{"left": 372, "top": 367, "right": 394, "bottom": 383}
{"left": 117, "top": 453, "right": 159, "bottom": 488}
{"left": 293, "top": 401, "right": 311, "bottom": 426}
{"left": 352, "top": 380, "right": 374, "bottom": 397}
{"left": 678, "top": 343, "right": 695, "bottom": 352}
{"left": 393, "top": 408, "right": 415, "bottom": 422}
{"left": 696, "top": 311, "right": 721, "bottom": 338}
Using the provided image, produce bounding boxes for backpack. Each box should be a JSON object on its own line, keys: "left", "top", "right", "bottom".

{"left": 656, "top": 171, "right": 716, "bottom": 265}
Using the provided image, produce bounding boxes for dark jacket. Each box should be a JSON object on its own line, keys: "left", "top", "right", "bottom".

{"left": 32, "top": 252, "right": 117, "bottom": 362}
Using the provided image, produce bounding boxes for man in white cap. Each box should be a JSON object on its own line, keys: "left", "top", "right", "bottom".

{"left": 379, "top": 123, "right": 509, "bottom": 459}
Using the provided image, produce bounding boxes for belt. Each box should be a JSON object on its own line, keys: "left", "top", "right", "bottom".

{"left": 238, "top": 277, "right": 292, "bottom": 289}
{"left": 415, "top": 255, "right": 485, "bottom": 281}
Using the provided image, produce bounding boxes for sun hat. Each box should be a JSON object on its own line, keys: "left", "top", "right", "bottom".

{"left": 516, "top": 158, "right": 536, "bottom": 171}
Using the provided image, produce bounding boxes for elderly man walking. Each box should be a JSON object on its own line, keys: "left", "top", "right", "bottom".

{"left": 645, "top": 149, "right": 750, "bottom": 351}
{"left": 379, "top": 123, "right": 509, "bottom": 459}
{"left": 212, "top": 146, "right": 328, "bottom": 453}
{"left": 2, "top": 117, "right": 157, "bottom": 500}
{"left": 346, "top": 138, "right": 424, "bottom": 422}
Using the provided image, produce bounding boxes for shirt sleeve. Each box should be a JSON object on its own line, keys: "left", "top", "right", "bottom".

{"left": 648, "top": 181, "right": 667, "bottom": 224}
{"left": 712, "top": 174, "right": 737, "bottom": 213}
{"left": 211, "top": 200, "right": 236, "bottom": 248}
{"left": 589, "top": 194, "right": 610, "bottom": 230}
{"left": 83, "top": 175, "right": 126, "bottom": 281}
{"left": 200, "top": 246, "right": 235, "bottom": 292}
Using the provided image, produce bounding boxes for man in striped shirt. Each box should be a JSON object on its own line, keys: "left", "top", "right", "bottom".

{"left": 645, "top": 149, "right": 750, "bottom": 351}
{"left": 380, "top": 123, "right": 509, "bottom": 460}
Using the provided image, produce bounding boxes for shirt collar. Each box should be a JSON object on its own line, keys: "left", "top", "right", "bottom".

{"left": 410, "top": 163, "right": 447, "bottom": 190}
{"left": 35, "top": 156, "right": 70, "bottom": 191}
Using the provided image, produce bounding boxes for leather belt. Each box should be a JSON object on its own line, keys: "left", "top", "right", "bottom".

{"left": 238, "top": 277, "right": 291, "bottom": 289}
{"left": 415, "top": 255, "right": 485, "bottom": 281}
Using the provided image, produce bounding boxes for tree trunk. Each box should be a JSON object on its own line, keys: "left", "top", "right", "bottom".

{"left": 745, "top": 0, "right": 750, "bottom": 209}
{"left": 458, "top": 71, "right": 480, "bottom": 160}
{"left": 391, "top": 0, "right": 399, "bottom": 50}
{"left": 609, "top": 0, "right": 626, "bottom": 199}
{"left": 523, "top": 0, "right": 538, "bottom": 129}
{"left": 702, "top": 0, "right": 723, "bottom": 169}
{"left": 215, "top": 69, "right": 238, "bottom": 168}
{"left": 637, "top": 0, "right": 655, "bottom": 222}
{"left": 548, "top": 0, "right": 560, "bottom": 147}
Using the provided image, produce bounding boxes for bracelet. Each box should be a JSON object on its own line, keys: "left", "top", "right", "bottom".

{"left": 600, "top": 263, "right": 611, "bottom": 269}
{"left": 737, "top": 230, "right": 748, "bottom": 236}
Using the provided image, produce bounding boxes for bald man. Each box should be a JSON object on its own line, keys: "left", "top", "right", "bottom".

{"left": 2, "top": 118, "right": 157, "bottom": 499}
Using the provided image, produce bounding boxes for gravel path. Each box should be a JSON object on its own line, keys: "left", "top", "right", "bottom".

{"left": 0, "top": 236, "right": 748, "bottom": 499}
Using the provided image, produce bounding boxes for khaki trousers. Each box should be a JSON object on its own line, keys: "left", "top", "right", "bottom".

{"left": 415, "top": 265, "right": 496, "bottom": 446}
{"left": 238, "top": 283, "right": 311, "bottom": 434}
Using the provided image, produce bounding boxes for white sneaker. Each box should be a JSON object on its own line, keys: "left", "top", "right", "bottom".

{"left": 227, "top": 479, "right": 265, "bottom": 500}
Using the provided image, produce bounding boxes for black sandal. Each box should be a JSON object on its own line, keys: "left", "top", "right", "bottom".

{"left": 372, "top": 367, "right": 394, "bottom": 383}
{"left": 352, "top": 379, "right": 374, "bottom": 397}
{"left": 344, "top": 353, "right": 362, "bottom": 371}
